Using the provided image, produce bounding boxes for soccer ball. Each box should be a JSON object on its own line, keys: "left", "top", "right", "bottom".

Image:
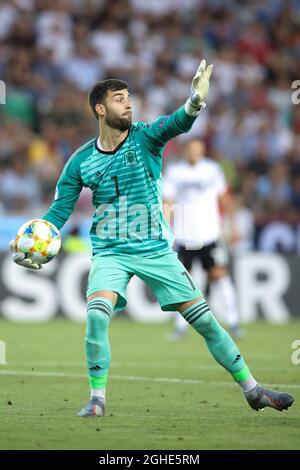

{"left": 16, "top": 219, "right": 61, "bottom": 264}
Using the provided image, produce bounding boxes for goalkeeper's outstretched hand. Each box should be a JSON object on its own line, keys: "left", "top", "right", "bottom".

{"left": 9, "top": 239, "right": 42, "bottom": 270}
{"left": 185, "top": 59, "right": 213, "bottom": 116}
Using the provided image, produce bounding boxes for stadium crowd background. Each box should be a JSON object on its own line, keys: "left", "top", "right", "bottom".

{"left": 0, "top": 0, "right": 300, "bottom": 234}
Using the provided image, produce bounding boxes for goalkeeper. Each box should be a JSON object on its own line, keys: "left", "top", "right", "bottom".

{"left": 10, "top": 60, "right": 294, "bottom": 417}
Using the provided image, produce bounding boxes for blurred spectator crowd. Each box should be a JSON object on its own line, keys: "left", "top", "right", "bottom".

{"left": 1, "top": 0, "right": 300, "bottom": 219}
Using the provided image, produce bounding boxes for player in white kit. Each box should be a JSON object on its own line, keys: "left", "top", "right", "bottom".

{"left": 164, "top": 138, "right": 243, "bottom": 339}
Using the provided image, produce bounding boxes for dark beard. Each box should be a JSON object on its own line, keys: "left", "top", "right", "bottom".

{"left": 105, "top": 110, "right": 132, "bottom": 131}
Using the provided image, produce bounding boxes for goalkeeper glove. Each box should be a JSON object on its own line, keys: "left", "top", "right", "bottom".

{"left": 185, "top": 59, "right": 213, "bottom": 117}
{"left": 9, "top": 239, "right": 42, "bottom": 270}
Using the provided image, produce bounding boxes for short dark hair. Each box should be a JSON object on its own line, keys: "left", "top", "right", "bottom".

{"left": 88, "top": 79, "right": 129, "bottom": 120}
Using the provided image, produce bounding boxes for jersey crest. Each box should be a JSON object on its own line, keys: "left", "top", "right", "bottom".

{"left": 124, "top": 150, "right": 137, "bottom": 167}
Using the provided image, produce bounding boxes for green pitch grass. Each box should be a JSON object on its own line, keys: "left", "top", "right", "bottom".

{"left": 0, "top": 318, "right": 299, "bottom": 450}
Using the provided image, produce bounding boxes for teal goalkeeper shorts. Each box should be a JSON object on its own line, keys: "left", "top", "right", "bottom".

{"left": 87, "top": 250, "right": 203, "bottom": 312}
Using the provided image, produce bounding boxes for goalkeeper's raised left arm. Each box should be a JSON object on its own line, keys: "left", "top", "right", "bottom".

{"left": 141, "top": 59, "right": 213, "bottom": 148}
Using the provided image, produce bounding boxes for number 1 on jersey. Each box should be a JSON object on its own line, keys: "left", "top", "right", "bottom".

{"left": 111, "top": 176, "right": 120, "bottom": 196}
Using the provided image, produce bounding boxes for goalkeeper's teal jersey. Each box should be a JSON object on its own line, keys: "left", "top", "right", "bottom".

{"left": 43, "top": 106, "right": 197, "bottom": 257}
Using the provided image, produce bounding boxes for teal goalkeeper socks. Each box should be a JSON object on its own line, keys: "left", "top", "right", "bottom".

{"left": 181, "top": 299, "right": 248, "bottom": 377}
{"left": 85, "top": 297, "right": 112, "bottom": 389}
